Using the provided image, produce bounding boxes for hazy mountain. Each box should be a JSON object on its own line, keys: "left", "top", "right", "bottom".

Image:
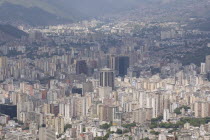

{"left": 0, "top": 0, "right": 162, "bottom": 26}
{"left": 0, "top": 0, "right": 207, "bottom": 26}
{"left": 0, "top": 24, "right": 27, "bottom": 43}
{"left": 0, "top": 24, "right": 27, "bottom": 38}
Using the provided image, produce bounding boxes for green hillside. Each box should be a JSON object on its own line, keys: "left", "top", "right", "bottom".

{"left": 0, "top": 0, "right": 79, "bottom": 20}
{"left": 0, "top": 24, "right": 27, "bottom": 38}
{"left": 0, "top": 2, "right": 74, "bottom": 26}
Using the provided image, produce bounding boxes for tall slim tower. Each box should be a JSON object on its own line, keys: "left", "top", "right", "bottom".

{"left": 0, "top": 56, "right": 8, "bottom": 69}
{"left": 76, "top": 60, "right": 88, "bottom": 75}
{"left": 201, "top": 63, "right": 206, "bottom": 74}
{"left": 206, "top": 55, "right": 210, "bottom": 73}
{"left": 118, "top": 56, "right": 129, "bottom": 77}
{"left": 107, "top": 55, "right": 119, "bottom": 73}
{"left": 99, "top": 68, "right": 115, "bottom": 90}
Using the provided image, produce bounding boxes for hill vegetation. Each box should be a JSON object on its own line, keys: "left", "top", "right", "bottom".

{"left": 0, "top": 3, "right": 72, "bottom": 26}
{"left": 0, "top": 24, "right": 27, "bottom": 38}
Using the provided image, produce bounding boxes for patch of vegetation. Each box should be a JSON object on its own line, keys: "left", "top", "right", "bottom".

{"left": 141, "top": 137, "right": 150, "bottom": 140}
{"left": 151, "top": 116, "right": 163, "bottom": 123}
{"left": 150, "top": 130, "right": 160, "bottom": 135}
{"left": 100, "top": 122, "right": 112, "bottom": 130}
{"left": 22, "top": 127, "right": 29, "bottom": 130}
{"left": 94, "top": 130, "right": 114, "bottom": 140}
{"left": 116, "top": 129, "right": 123, "bottom": 134}
{"left": 179, "top": 47, "right": 210, "bottom": 66}
{"left": 174, "top": 106, "right": 190, "bottom": 115}
{"left": 64, "top": 124, "right": 72, "bottom": 132}
{"left": 150, "top": 117, "right": 210, "bottom": 129}
{"left": 122, "top": 123, "right": 136, "bottom": 129}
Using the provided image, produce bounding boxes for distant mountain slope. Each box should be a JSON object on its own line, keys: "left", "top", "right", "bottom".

{"left": 0, "top": 0, "right": 209, "bottom": 26}
{"left": 0, "top": 3, "right": 74, "bottom": 26}
{"left": 0, "top": 0, "right": 140, "bottom": 20}
{"left": 0, "top": 24, "right": 27, "bottom": 38}
{"left": 0, "top": 0, "right": 159, "bottom": 26}
{"left": 0, "top": 24, "right": 28, "bottom": 43}
{"left": 0, "top": 0, "right": 82, "bottom": 19}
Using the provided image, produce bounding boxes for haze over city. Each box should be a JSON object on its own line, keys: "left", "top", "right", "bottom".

{"left": 0, "top": 0, "right": 210, "bottom": 140}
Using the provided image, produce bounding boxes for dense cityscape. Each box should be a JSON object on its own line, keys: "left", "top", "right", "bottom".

{"left": 0, "top": 0, "right": 210, "bottom": 140}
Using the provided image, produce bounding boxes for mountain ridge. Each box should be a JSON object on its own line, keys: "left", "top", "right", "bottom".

{"left": 0, "top": 0, "right": 206, "bottom": 26}
{"left": 0, "top": 24, "right": 28, "bottom": 43}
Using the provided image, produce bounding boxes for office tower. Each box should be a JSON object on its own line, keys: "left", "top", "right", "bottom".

{"left": 118, "top": 56, "right": 129, "bottom": 77}
{"left": 99, "top": 68, "right": 115, "bottom": 90}
{"left": 107, "top": 55, "right": 119, "bottom": 73}
{"left": 206, "top": 55, "right": 210, "bottom": 73}
{"left": 76, "top": 60, "right": 88, "bottom": 75}
{"left": 0, "top": 104, "right": 17, "bottom": 118}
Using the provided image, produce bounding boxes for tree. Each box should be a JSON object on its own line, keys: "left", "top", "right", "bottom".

{"left": 116, "top": 129, "right": 123, "bottom": 134}
{"left": 150, "top": 130, "right": 160, "bottom": 135}
{"left": 141, "top": 138, "right": 150, "bottom": 140}
{"left": 122, "top": 123, "right": 136, "bottom": 129}
{"left": 64, "top": 124, "right": 72, "bottom": 132}
{"left": 174, "top": 108, "right": 181, "bottom": 115}
{"left": 123, "top": 129, "right": 130, "bottom": 133}
{"left": 94, "top": 137, "right": 107, "bottom": 140}
{"left": 174, "top": 106, "right": 190, "bottom": 115}
{"left": 100, "top": 123, "right": 111, "bottom": 129}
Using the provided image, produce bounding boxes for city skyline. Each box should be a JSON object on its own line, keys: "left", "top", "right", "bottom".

{"left": 0, "top": 0, "right": 210, "bottom": 140}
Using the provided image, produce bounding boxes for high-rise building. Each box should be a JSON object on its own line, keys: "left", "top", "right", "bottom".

{"left": 107, "top": 55, "right": 119, "bottom": 74}
{"left": 76, "top": 60, "right": 88, "bottom": 75}
{"left": 107, "top": 55, "right": 129, "bottom": 77}
{"left": 201, "top": 63, "right": 206, "bottom": 74}
{"left": 194, "top": 101, "right": 210, "bottom": 118}
{"left": 0, "top": 56, "right": 8, "bottom": 69}
{"left": 152, "top": 93, "right": 164, "bottom": 118}
{"left": 205, "top": 55, "right": 210, "bottom": 72}
{"left": 39, "top": 126, "right": 56, "bottom": 140}
{"left": 118, "top": 56, "right": 129, "bottom": 77}
{"left": 163, "top": 109, "right": 170, "bottom": 122}
{"left": 0, "top": 104, "right": 17, "bottom": 118}
{"left": 55, "top": 116, "right": 64, "bottom": 135}
{"left": 99, "top": 87, "right": 112, "bottom": 98}
{"left": 99, "top": 68, "right": 115, "bottom": 90}
{"left": 98, "top": 104, "right": 113, "bottom": 122}
{"left": 132, "top": 108, "right": 152, "bottom": 124}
